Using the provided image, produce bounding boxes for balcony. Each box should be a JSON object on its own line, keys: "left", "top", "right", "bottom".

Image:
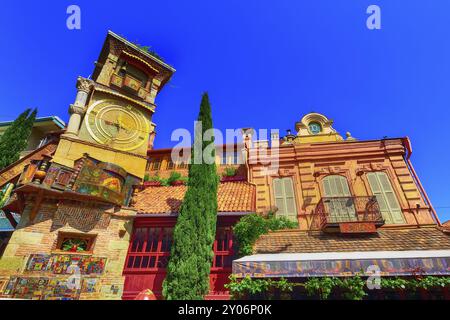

{"left": 110, "top": 74, "right": 151, "bottom": 102}
{"left": 313, "top": 196, "right": 385, "bottom": 233}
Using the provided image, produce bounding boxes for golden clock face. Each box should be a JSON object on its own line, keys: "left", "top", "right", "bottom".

{"left": 85, "top": 100, "right": 149, "bottom": 151}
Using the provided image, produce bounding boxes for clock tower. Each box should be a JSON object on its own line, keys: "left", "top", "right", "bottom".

{"left": 52, "top": 31, "right": 175, "bottom": 178}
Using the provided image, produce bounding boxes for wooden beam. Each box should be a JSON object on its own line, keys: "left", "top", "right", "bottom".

{"left": 3, "top": 209, "right": 17, "bottom": 229}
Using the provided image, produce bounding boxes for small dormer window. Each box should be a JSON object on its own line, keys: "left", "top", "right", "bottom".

{"left": 309, "top": 122, "right": 322, "bottom": 134}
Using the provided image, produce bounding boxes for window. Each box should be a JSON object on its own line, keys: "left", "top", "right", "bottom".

{"left": 177, "top": 161, "right": 188, "bottom": 169}
{"left": 166, "top": 159, "right": 175, "bottom": 170}
{"left": 221, "top": 151, "right": 240, "bottom": 165}
{"left": 56, "top": 233, "right": 95, "bottom": 253}
{"left": 322, "top": 175, "right": 357, "bottom": 223}
{"left": 308, "top": 122, "right": 322, "bottom": 135}
{"left": 272, "top": 177, "right": 297, "bottom": 221}
{"left": 146, "top": 159, "right": 152, "bottom": 172}
{"left": 212, "top": 228, "right": 236, "bottom": 270}
{"left": 119, "top": 63, "right": 148, "bottom": 88}
{"left": 125, "top": 227, "right": 173, "bottom": 271}
{"left": 125, "top": 226, "right": 234, "bottom": 272}
{"left": 151, "top": 159, "right": 161, "bottom": 171}
{"left": 367, "top": 172, "right": 405, "bottom": 224}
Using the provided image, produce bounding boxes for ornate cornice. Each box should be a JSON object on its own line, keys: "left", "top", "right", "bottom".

{"left": 93, "top": 85, "right": 156, "bottom": 113}
{"left": 60, "top": 136, "right": 148, "bottom": 160}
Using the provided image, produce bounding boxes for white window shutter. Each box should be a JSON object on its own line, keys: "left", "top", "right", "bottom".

{"left": 273, "top": 178, "right": 297, "bottom": 221}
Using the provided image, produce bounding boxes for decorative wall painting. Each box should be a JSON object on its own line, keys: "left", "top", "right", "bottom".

{"left": 26, "top": 254, "right": 52, "bottom": 272}
{"left": 25, "top": 253, "right": 107, "bottom": 275}
{"left": 81, "top": 278, "right": 99, "bottom": 293}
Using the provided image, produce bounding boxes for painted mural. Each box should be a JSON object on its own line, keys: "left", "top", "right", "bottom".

{"left": 26, "top": 254, "right": 107, "bottom": 275}
{"left": 71, "top": 156, "right": 139, "bottom": 206}
{"left": 233, "top": 257, "right": 450, "bottom": 278}
{"left": 3, "top": 276, "right": 101, "bottom": 300}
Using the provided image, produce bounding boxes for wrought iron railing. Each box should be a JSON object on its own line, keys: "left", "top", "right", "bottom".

{"left": 311, "top": 196, "right": 384, "bottom": 230}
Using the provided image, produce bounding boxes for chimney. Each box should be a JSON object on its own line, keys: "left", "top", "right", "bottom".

{"left": 270, "top": 131, "right": 280, "bottom": 147}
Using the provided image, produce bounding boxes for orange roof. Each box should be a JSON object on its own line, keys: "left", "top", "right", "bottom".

{"left": 132, "top": 181, "right": 256, "bottom": 214}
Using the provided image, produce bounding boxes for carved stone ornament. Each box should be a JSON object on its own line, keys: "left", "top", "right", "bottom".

{"left": 279, "top": 168, "right": 295, "bottom": 177}
{"left": 76, "top": 76, "right": 93, "bottom": 93}
{"left": 69, "top": 104, "right": 86, "bottom": 115}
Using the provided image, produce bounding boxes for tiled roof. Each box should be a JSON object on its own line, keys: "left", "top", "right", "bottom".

{"left": 132, "top": 181, "right": 256, "bottom": 214}
{"left": 254, "top": 227, "right": 450, "bottom": 254}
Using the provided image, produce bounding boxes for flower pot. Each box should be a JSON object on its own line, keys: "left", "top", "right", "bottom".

{"left": 221, "top": 175, "right": 245, "bottom": 182}
{"left": 144, "top": 181, "right": 162, "bottom": 187}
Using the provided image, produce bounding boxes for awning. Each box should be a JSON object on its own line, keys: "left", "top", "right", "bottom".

{"left": 233, "top": 250, "right": 450, "bottom": 278}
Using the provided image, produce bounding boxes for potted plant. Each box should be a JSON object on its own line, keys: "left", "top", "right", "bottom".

{"left": 221, "top": 167, "right": 243, "bottom": 182}
{"left": 143, "top": 174, "right": 162, "bottom": 187}
{"left": 167, "top": 172, "right": 186, "bottom": 186}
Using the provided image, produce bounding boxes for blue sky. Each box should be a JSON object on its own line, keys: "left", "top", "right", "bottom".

{"left": 0, "top": 1, "right": 449, "bottom": 221}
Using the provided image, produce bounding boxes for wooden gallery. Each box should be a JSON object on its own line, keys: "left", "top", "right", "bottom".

{"left": 0, "top": 31, "right": 449, "bottom": 300}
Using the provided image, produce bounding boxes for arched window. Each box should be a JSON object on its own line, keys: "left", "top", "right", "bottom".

{"left": 272, "top": 177, "right": 297, "bottom": 221}
{"left": 367, "top": 172, "right": 405, "bottom": 224}
{"left": 322, "top": 175, "right": 356, "bottom": 223}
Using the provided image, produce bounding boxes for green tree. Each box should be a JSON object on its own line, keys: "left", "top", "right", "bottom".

{"left": 163, "top": 93, "right": 219, "bottom": 300}
{"left": 0, "top": 108, "right": 37, "bottom": 170}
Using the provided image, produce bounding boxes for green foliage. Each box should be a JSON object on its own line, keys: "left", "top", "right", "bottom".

{"left": 61, "top": 238, "right": 88, "bottom": 252}
{"left": 233, "top": 213, "right": 298, "bottom": 257}
{"left": 0, "top": 108, "right": 37, "bottom": 170}
{"left": 223, "top": 167, "right": 237, "bottom": 177}
{"left": 227, "top": 275, "right": 450, "bottom": 300}
{"left": 135, "top": 43, "right": 164, "bottom": 61}
{"left": 380, "top": 276, "right": 450, "bottom": 291}
{"left": 304, "top": 277, "right": 339, "bottom": 299}
{"left": 380, "top": 277, "right": 409, "bottom": 290}
{"left": 167, "top": 171, "right": 182, "bottom": 185}
{"left": 144, "top": 172, "right": 188, "bottom": 186}
{"left": 163, "top": 93, "right": 219, "bottom": 300}
{"left": 225, "top": 275, "right": 293, "bottom": 300}
{"left": 340, "top": 275, "right": 367, "bottom": 300}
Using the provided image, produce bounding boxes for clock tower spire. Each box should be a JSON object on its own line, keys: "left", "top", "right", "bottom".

{"left": 52, "top": 31, "right": 175, "bottom": 179}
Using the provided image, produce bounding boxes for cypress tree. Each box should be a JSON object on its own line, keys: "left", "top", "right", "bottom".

{"left": 163, "top": 93, "right": 219, "bottom": 300}
{"left": 0, "top": 108, "right": 37, "bottom": 170}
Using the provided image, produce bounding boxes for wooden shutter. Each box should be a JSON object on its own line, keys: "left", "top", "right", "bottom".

{"left": 367, "top": 172, "right": 405, "bottom": 224}
{"left": 283, "top": 178, "right": 297, "bottom": 221}
{"left": 273, "top": 178, "right": 297, "bottom": 221}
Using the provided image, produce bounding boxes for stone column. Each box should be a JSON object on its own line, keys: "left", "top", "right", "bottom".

{"left": 66, "top": 77, "right": 92, "bottom": 137}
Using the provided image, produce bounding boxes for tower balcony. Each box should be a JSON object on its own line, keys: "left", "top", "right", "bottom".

{"left": 313, "top": 196, "right": 385, "bottom": 233}
{"left": 110, "top": 74, "right": 152, "bottom": 103}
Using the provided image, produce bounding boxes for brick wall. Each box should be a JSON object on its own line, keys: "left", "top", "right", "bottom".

{"left": 0, "top": 196, "right": 135, "bottom": 300}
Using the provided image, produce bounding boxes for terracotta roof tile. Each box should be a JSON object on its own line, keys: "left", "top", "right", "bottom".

{"left": 254, "top": 227, "right": 450, "bottom": 254}
{"left": 132, "top": 181, "right": 255, "bottom": 214}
